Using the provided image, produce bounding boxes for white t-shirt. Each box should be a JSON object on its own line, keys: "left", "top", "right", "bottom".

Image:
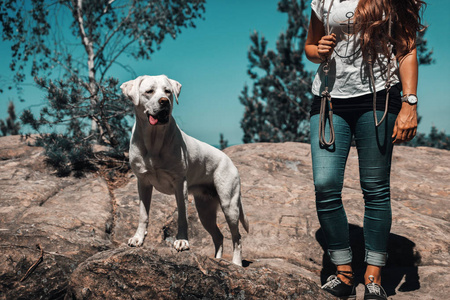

{"left": 310, "top": 0, "right": 399, "bottom": 98}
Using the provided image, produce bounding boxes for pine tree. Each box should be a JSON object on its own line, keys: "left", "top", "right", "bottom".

{"left": 240, "top": 0, "right": 313, "bottom": 143}
{"left": 0, "top": 101, "right": 20, "bottom": 136}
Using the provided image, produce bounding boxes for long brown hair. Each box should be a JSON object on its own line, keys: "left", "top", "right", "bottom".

{"left": 354, "top": 0, "right": 426, "bottom": 61}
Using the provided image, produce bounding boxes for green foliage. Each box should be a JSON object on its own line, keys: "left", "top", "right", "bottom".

{"left": 0, "top": 101, "right": 20, "bottom": 136}
{"left": 1, "top": 0, "right": 205, "bottom": 176}
{"left": 35, "top": 133, "right": 96, "bottom": 177}
{"left": 18, "top": 74, "right": 131, "bottom": 175}
{"left": 22, "top": 76, "right": 133, "bottom": 151}
{"left": 405, "top": 126, "right": 450, "bottom": 150}
{"left": 240, "top": 0, "right": 313, "bottom": 143}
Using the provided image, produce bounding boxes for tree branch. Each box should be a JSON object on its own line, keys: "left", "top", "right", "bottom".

{"left": 103, "top": 0, "right": 118, "bottom": 13}
{"left": 99, "top": 39, "right": 135, "bottom": 82}
{"left": 95, "top": 1, "right": 135, "bottom": 61}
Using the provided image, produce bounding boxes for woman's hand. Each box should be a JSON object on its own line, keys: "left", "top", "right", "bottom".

{"left": 392, "top": 103, "right": 418, "bottom": 144}
{"left": 317, "top": 33, "right": 337, "bottom": 61}
{"left": 305, "top": 12, "right": 336, "bottom": 64}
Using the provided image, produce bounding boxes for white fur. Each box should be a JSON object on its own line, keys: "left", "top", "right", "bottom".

{"left": 120, "top": 75, "right": 249, "bottom": 266}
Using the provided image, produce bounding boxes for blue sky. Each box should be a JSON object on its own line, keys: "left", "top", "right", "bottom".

{"left": 1, "top": 0, "right": 449, "bottom": 146}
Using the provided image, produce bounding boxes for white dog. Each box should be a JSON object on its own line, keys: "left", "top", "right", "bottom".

{"left": 120, "top": 75, "right": 249, "bottom": 266}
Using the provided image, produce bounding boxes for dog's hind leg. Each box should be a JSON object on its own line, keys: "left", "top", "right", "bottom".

{"left": 128, "top": 181, "right": 153, "bottom": 247}
{"left": 194, "top": 194, "right": 224, "bottom": 259}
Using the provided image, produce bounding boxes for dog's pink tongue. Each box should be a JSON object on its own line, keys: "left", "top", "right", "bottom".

{"left": 149, "top": 115, "right": 158, "bottom": 125}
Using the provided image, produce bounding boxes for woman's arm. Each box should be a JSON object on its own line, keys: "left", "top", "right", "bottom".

{"left": 305, "top": 11, "right": 336, "bottom": 64}
{"left": 392, "top": 48, "right": 419, "bottom": 144}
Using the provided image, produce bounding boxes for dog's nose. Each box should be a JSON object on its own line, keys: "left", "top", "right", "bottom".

{"left": 159, "top": 97, "right": 170, "bottom": 106}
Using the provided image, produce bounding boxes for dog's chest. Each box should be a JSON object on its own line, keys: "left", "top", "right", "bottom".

{"left": 130, "top": 152, "right": 184, "bottom": 195}
{"left": 147, "top": 169, "right": 177, "bottom": 194}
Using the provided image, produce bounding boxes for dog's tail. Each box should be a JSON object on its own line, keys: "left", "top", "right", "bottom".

{"left": 239, "top": 195, "right": 249, "bottom": 233}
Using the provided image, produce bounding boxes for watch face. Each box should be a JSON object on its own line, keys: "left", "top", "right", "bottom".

{"left": 408, "top": 95, "right": 418, "bottom": 104}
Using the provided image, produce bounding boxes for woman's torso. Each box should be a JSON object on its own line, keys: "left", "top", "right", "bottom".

{"left": 310, "top": 0, "right": 399, "bottom": 98}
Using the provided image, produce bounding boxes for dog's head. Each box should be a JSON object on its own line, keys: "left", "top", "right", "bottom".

{"left": 120, "top": 75, "right": 182, "bottom": 126}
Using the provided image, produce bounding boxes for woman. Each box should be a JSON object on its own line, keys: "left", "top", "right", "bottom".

{"left": 305, "top": 0, "right": 424, "bottom": 299}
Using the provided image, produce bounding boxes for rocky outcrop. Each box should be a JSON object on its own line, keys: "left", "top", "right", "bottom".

{"left": 66, "top": 247, "right": 330, "bottom": 300}
{"left": 0, "top": 136, "right": 112, "bottom": 299}
{"left": 0, "top": 135, "right": 449, "bottom": 299}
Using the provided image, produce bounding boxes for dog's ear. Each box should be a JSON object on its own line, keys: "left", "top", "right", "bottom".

{"left": 120, "top": 76, "right": 143, "bottom": 106}
{"left": 168, "top": 79, "right": 182, "bottom": 105}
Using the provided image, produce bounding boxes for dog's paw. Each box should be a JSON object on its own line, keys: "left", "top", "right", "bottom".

{"left": 128, "top": 235, "right": 144, "bottom": 247}
{"left": 232, "top": 257, "right": 243, "bottom": 267}
{"left": 173, "top": 239, "right": 190, "bottom": 252}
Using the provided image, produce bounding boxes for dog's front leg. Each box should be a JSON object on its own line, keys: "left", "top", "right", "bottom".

{"left": 128, "top": 180, "right": 153, "bottom": 247}
{"left": 173, "top": 179, "right": 190, "bottom": 252}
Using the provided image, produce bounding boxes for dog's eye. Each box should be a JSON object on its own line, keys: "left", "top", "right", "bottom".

{"left": 165, "top": 89, "right": 172, "bottom": 94}
{"left": 146, "top": 89, "right": 154, "bottom": 94}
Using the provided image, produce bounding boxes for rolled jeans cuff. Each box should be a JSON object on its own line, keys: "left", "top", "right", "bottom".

{"left": 365, "top": 250, "right": 388, "bottom": 267}
{"left": 328, "top": 247, "right": 352, "bottom": 265}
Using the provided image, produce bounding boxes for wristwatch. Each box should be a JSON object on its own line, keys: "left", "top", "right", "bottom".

{"left": 401, "top": 94, "right": 418, "bottom": 105}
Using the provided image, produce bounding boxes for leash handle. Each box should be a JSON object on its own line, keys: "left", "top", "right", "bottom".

{"left": 319, "top": 89, "right": 335, "bottom": 147}
{"left": 319, "top": 58, "right": 335, "bottom": 146}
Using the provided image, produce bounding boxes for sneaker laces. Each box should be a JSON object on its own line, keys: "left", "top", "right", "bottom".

{"left": 367, "top": 283, "right": 381, "bottom": 295}
{"left": 322, "top": 275, "right": 341, "bottom": 289}
{"left": 367, "top": 275, "right": 382, "bottom": 295}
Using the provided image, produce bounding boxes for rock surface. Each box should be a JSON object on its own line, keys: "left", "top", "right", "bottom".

{"left": 0, "top": 135, "right": 449, "bottom": 299}
{"left": 66, "top": 247, "right": 330, "bottom": 300}
{"left": 0, "top": 136, "right": 112, "bottom": 299}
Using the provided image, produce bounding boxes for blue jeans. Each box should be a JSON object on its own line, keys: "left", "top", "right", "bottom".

{"left": 311, "top": 110, "right": 396, "bottom": 267}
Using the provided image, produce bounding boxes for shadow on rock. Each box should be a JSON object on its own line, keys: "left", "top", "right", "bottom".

{"left": 315, "top": 224, "right": 421, "bottom": 296}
